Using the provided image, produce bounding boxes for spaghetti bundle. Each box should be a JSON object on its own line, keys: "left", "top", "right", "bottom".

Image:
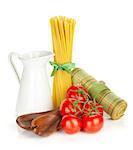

{"left": 50, "top": 16, "right": 76, "bottom": 108}
{"left": 72, "top": 68, "right": 127, "bottom": 120}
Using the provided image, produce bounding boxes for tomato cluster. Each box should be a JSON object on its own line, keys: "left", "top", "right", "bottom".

{"left": 60, "top": 85, "right": 104, "bottom": 134}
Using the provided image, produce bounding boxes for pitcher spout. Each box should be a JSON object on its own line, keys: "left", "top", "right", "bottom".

{"left": 19, "top": 51, "right": 54, "bottom": 66}
{"left": 20, "top": 51, "right": 53, "bottom": 61}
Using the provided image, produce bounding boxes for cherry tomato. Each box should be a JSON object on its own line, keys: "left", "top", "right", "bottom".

{"left": 84, "top": 101, "right": 103, "bottom": 116}
{"left": 82, "top": 114, "right": 104, "bottom": 133}
{"left": 66, "top": 85, "right": 89, "bottom": 102}
{"left": 95, "top": 103, "right": 103, "bottom": 116}
{"left": 60, "top": 98, "right": 83, "bottom": 116}
{"left": 61, "top": 115, "right": 82, "bottom": 134}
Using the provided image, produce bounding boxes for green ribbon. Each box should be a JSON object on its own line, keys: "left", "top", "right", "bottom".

{"left": 49, "top": 61, "right": 75, "bottom": 76}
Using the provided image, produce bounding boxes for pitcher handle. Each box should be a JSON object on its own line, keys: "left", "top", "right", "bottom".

{"left": 9, "top": 52, "right": 21, "bottom": 83}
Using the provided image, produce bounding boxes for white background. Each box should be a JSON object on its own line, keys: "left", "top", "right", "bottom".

{"left": 0, "top": 0, "right": 133, "bottom": 149}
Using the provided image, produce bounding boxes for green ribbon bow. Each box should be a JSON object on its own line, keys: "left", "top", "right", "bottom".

{"left": 49, "top": 61, "right": 75, "bottom": 76}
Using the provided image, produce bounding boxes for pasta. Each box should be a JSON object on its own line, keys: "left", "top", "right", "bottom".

{"left": 50, "top": 16, "right": 76, "bottom": 108}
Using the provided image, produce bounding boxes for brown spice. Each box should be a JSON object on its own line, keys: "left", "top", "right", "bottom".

{"left": 16, "top": 110, "right": 52, "bottom": 130}
{"left": 16, "top": 109, "right": 62, "bottom": 136}
{"left": 31, "top": 109, "right": 62, "bottom": 136}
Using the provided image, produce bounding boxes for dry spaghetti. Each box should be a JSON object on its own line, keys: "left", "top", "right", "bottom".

{"left": 50, "top": 16, "right": 76, "bottom": 108}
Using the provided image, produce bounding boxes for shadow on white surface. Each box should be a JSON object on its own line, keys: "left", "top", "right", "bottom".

{"left": 17, "top": 128, "right": 40, "bottom": 139}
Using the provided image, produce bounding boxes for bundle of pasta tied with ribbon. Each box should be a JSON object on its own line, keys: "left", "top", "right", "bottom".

{"left": 72, "top": 68, "right": 127, "bottom": 120}
{"left": 50, "top": 16, "right": 76, "bottom": 108}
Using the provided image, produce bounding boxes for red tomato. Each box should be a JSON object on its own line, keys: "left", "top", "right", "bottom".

{"left": 95, "top": 103, "right": 103, "bottom": 116}
{"left": 60, "top": 98, "right": 83, "bottom": 116}
{"left": 61, "top": 115, "right": 82, "bottom": 134}
{"left": 82, "top": 114, "right": 104, "bottom": 133}
{"left": 84, "top": 101, "right": 103, "bottom": 116}
{"left": 66, "top": 85, "right": 88, "bottom": 102}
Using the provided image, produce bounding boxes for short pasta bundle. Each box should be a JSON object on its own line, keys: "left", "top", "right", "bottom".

{"left": 50, "top": 16, "right": 76, "bottom": 108}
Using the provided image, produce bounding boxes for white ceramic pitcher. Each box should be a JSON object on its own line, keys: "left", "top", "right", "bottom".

{"left": 9, "top": 51, "right": 53, "bottom": 116}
